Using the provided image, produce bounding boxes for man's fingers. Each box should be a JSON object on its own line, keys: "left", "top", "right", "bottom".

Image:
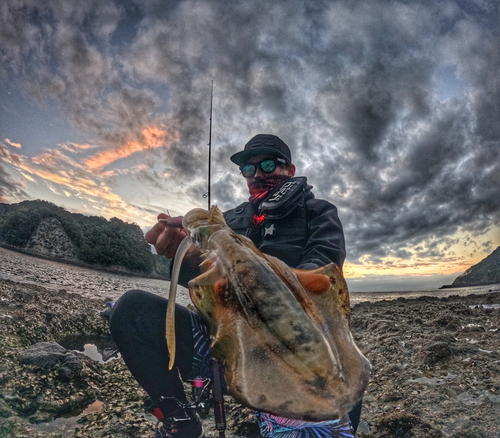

{"left": 153, "top": 227, "right": 174, "bottom": 256}
{"left": 144, "top": 213, "right": 191, "bottom": 258}
{"left": 155, "top": 227, "right": 188, "bottom": 258}
{"left": 144, "top": 213, "right": 170, "bottom": 245}
{"left": 145, "top": 223, "right": 166, "bottom": 245}
{"left": 166, "top": 229, "right": 189, "bottom": 258}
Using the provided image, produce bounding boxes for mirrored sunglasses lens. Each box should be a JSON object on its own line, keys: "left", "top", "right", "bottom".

{"left": 261, "top": 159, "right": 276, "bottom": 173}
{"left": 241, "top": 164, "right": 256, "bottom": 177}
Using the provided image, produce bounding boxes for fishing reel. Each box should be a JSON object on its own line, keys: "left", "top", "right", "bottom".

{"left": 154, "top": 377, "right": 212, "bottom": 418}
{"left": 188, "top": 376, "right": 212, "bottom": 417}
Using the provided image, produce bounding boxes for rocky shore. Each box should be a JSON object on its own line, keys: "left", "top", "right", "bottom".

{"left": 1, "top": 248, "right": 499, "bottom": 437}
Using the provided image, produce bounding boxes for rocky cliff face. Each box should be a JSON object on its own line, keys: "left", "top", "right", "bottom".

{"left": 452, "top": 246, "right": 500, "bottom": 287}
{"left": 25, "top": 218, "right": 77, "bottom": 260}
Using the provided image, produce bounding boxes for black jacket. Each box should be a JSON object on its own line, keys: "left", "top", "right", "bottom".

{"left": 176, "top": 187, "right": 345, "bottom": 287}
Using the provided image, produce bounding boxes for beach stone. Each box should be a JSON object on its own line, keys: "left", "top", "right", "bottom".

{"left": 416, "top": 341, "right": 454, "bottom": 365}
{"left": 19, "top": 342, "right": 67, "bottom": 368}
{"left": 19, "top": 341, "right": 83, "bottom": 377}
{"left": 462, "top": 324, "right": 486, "bottom": 333}
{"left": 435, "top": 313, "right": 461, "bottom": 331}
{"left": 431, "top": 333, "right": 457, "bottom": 344}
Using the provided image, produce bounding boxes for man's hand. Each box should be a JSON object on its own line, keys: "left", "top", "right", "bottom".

{"left": 145, "top": 213, "right": 196, "bottom": 259}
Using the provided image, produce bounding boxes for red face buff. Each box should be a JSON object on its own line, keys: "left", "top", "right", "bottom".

{"left": 248, "top": 175, "right": 291, "bottom": 203}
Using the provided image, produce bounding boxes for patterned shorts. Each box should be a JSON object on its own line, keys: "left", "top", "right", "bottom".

{"left": 257, "top": 412, "right": 354, "bottom": 438}
{"left": 189, "top": 309, "right": 213, "bottom": 379}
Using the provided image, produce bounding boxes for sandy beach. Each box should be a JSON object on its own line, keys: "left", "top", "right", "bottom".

{"left": 0, "top": 247, "right": 499, "bottom": 437}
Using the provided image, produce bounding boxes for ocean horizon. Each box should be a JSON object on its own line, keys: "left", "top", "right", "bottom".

{"left": 349, "top": 283, "right": 500, "bottom": 304}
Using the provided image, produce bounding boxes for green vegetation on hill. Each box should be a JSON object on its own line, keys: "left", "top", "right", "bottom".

{"left": 452, "top": 246, "right": 500, "bottom": 287}
{"left": 0, "top": 200, "right": 169, "bottom": 277}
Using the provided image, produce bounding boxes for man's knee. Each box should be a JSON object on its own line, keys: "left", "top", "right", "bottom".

{"left": 114, "top": 289, "right": 147, "bottom": 311}
{"left": 109, "top": 289, "right": 149, "bottom": 333}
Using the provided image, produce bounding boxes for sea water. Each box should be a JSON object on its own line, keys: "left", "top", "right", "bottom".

{"left": 349, "top": 283, "right": 500, "bottom": 305}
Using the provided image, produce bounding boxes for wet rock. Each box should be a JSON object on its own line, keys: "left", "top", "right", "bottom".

{"left": 2, "top": 248, "right": 500, "bottom": 437}
{"left": 430, "top": 333, "right": 457, "bottom": 344}
{"left": 19, "top": 342, "right": 67, "bottom": 367}
{"left": 461, "top": 324, "right": 486, "bottom": 333}
{"left": 452, "top": 398, "right": 500, "bottom": 437}
{"left": 58, "top": 356, "right": 85, "bottom": 381}
{"left": 19, "top": 341, "right": 83, "bottom": 377}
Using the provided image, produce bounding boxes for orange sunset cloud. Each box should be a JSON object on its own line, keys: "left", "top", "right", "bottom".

{"left": 4, "top": 139, "right": 22, "bottom": 148}
{"left": 20, "top": 163, "right": 143, "bottom": 221}
{"left": 85, "top": 126, "right": 178, "bottom": 170}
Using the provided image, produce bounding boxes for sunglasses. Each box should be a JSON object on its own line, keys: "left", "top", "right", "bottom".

{"left": 240, "top": 157, "right": 287, "bottom": 178}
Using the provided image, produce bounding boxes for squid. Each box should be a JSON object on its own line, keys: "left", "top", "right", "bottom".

{"left": 166, "top": 206, "right": 370, "bottom": 421}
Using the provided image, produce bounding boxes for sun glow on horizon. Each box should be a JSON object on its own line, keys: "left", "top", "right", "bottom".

{"left": 343, "top": 259, "right": 472, "bottom": 279}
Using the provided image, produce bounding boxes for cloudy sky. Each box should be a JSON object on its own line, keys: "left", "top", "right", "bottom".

{"left": 1, "top": 0, "right": 499, "bottom": 292}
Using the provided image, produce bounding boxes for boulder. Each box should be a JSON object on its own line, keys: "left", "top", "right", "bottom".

{"left": 19, "top": 341, "right": 83, "bottom": 379}
{"left": 25, "top": 218, "right": 77, "bottom": 260}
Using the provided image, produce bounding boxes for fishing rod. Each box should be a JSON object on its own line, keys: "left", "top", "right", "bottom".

{"left": 207, "top": 81, "right": 213, "bottom": 210}
{"left": 207, "top": 82, "right": 227, "bottom": 438}
{"left": 204, "top": 82, "right": 227, "bottom": 438}
{"left": 166, "top": 82, "right": 213, "bottom": 219}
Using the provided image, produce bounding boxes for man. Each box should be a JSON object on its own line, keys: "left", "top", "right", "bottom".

{"left": 110, "top": 134, "right": 360, "bottom": 437}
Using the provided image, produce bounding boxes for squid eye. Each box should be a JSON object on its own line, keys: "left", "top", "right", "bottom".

{"left": 191, "top": 226, "right": 212, "bottom": 250}
{"left": 190, "top": 230, "right": 201, "bottom": 247}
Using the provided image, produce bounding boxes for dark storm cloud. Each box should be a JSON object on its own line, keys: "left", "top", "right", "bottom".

{"left": 335, "top": 61, "right": 500, "bottom": 263}
{"left": 1, "top": 0, "right": 498, "bottom": 263}
{"left": 211, "top": 174, "right": 247, "bottom": 208}
{"left": 0, "top": 0, "right": 160, "bottom": 149}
